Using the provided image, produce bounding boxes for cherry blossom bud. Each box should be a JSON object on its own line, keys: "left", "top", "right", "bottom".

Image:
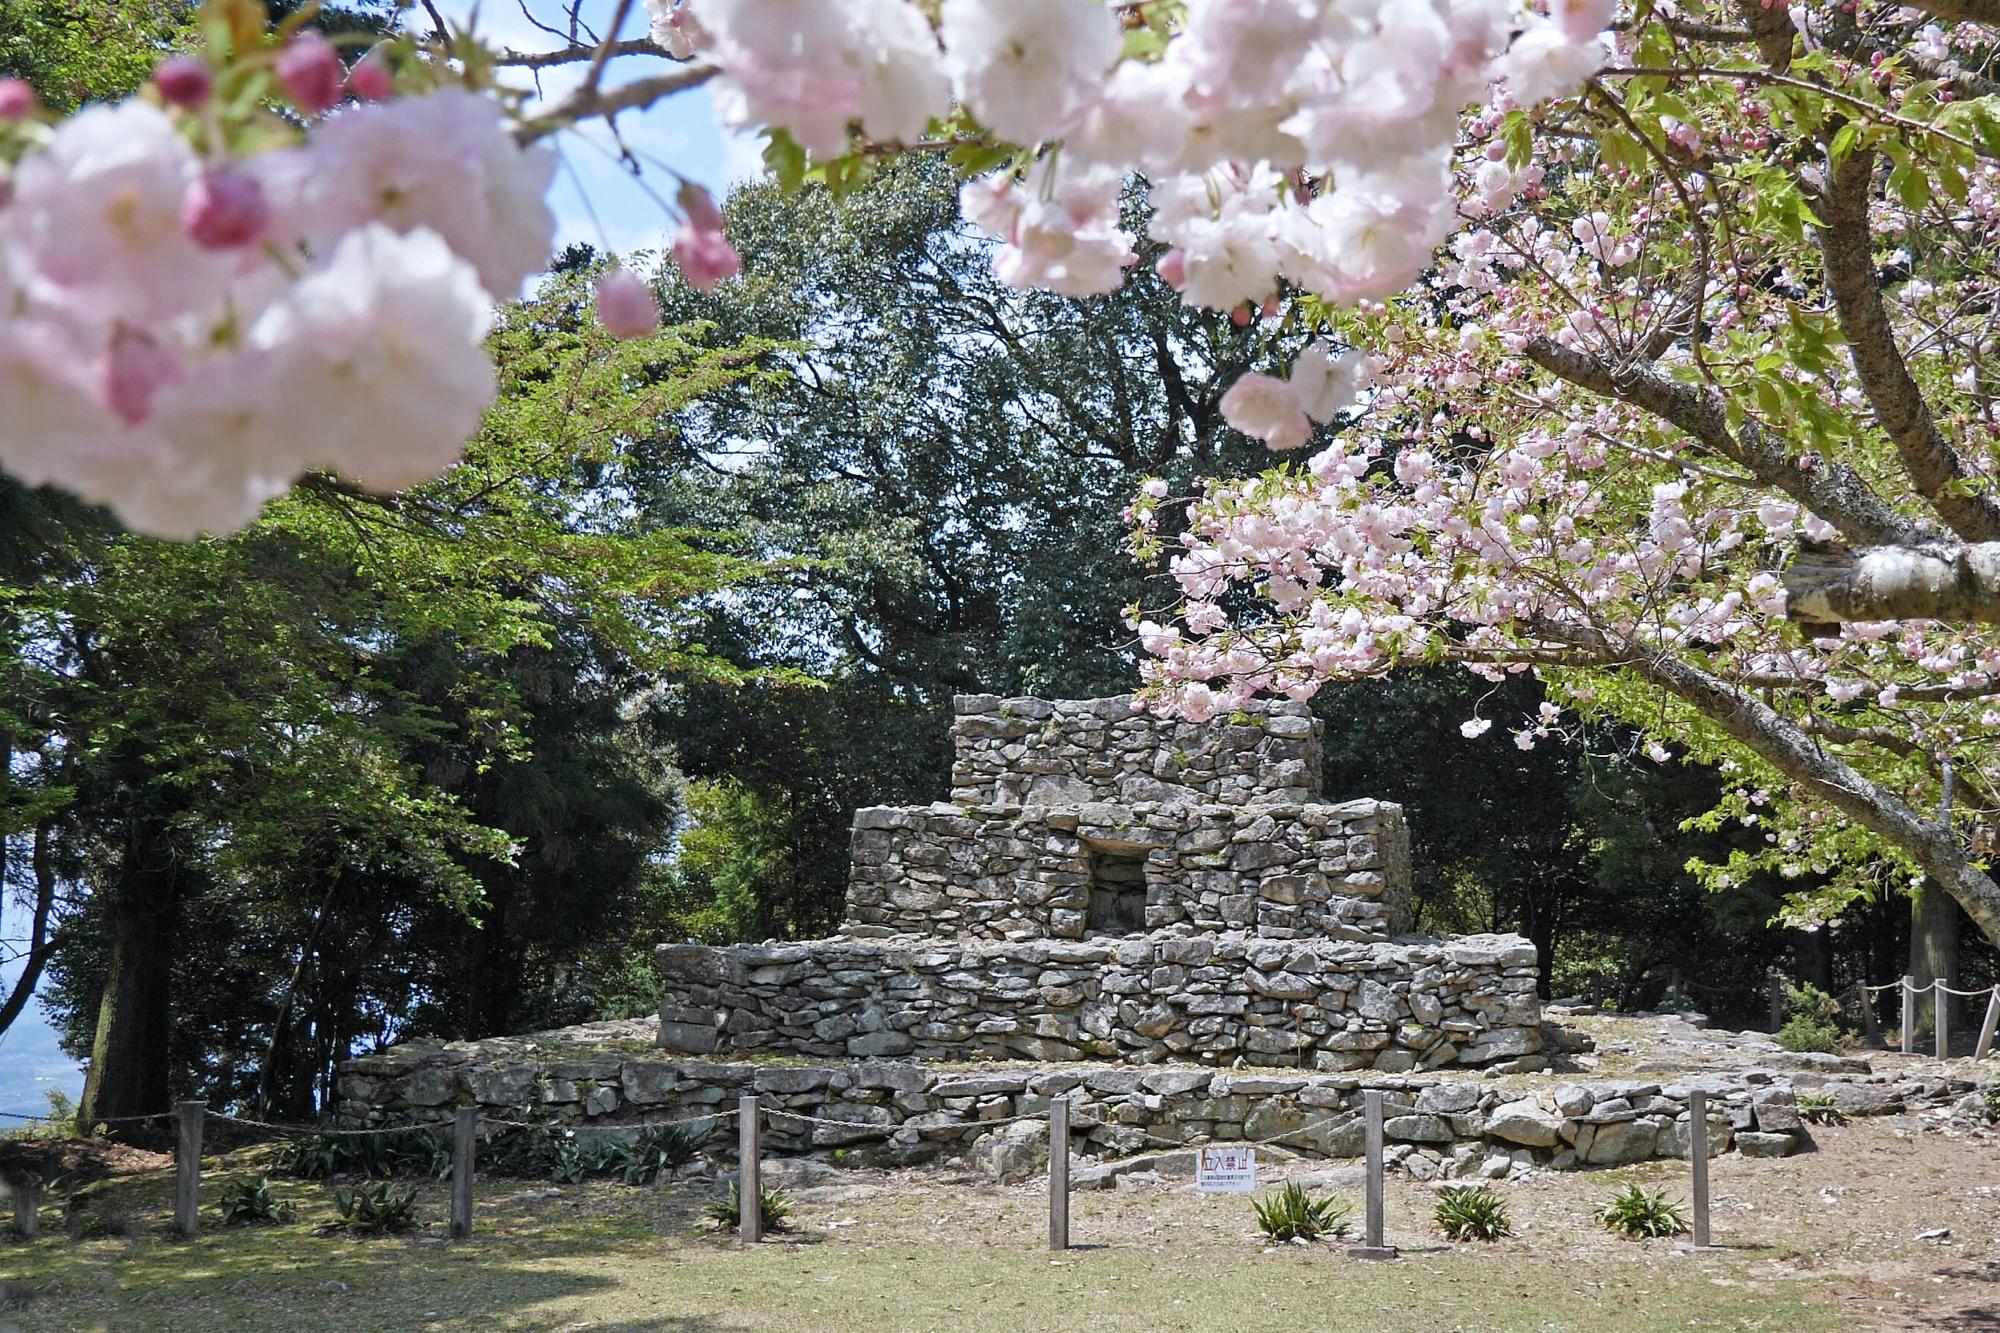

{"left": 595, "top": 268, "right": 661, "bottom": 339}
{"left": 347, "top": 55, "right": 393, "bottom": 101}
{"left": 154, "top": 57, "right": 213, "bottom": 109}
{"left": 671, "top": 215, "right": 740, "bottom": 291}
{"left": 182, "top": 167, "right": 269, "bottom": 249}
{"left": 1153, "top": 248, "right": 1186, "bottom": 290}
{"left": 1259, "top": 297, "right": 1279, "bottom": 320}
{"left": 103, "top": 330, "right": 180, "bottom": 426}
{"left": 676, "top": 180, "right": 724, "bottom": 233}
{"left": 1230, "top": 306, "right": 1253, "bottom": 328}
{"left": 277, "top": 31, "right": 345, "bottom": 114}
{"left": 0, "top": 78, "right": 36, "bottom": 119}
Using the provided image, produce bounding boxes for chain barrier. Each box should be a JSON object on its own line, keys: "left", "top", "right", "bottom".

{"left": 482, "top": 1107, "right": 738, "bottom": 1133}
{"left": 1852, "top": 979, "right": 1999, "bottom": 997}
{"left": 761, "top": 1107, "right": 1049, "bottom": 1131}
{"left": 1122, "top": 1106, "right": 1362, "bottom": 1155}
{"left": 0, "top": 1108, "right": 172, "bottom": 1126}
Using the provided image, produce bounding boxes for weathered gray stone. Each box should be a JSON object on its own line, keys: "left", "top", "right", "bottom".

{"left": 1483, "top": 1099, "right": 1562, "bottom": 1147}
{"left": 1734, "top": 1131, "right": 1799, "bottom": 1158}
{"left": 970, "top": 1119, "right": 1050, "bottom": 1183}
{"left": 1384, "top": 1113, "right": 1455, "bottom": 1143}
{"left": 1579, "top": 1118, "right": 1657, "bottom": 1165}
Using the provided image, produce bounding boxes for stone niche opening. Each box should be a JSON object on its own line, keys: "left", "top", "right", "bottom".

{"left": 1085, "top": 847, "right": 1148, "bottom": 934}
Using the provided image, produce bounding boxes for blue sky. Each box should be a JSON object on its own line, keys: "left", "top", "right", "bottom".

{"left": 0, "top": 2, "right": 768, "bottom": 1117}
{"left": 448, "top": 0, "right": 765, "bottom": 262}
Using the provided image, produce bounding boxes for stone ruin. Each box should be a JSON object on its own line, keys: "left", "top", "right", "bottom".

{"left": 333, "top": 696, "right": 1858, "bottom": 1174}
{"left": 654, "top": 694, "right": 1545, "bottom": 1074}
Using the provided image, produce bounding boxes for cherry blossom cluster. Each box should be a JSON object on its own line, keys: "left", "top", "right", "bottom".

{"left": 657, "top": 0, "right": 1616, "bottom": 312}
{"left": 1128, "top": 2, "right": 2000, "bottom": 909}
{"left": 0, "top": 36, "right": 567, "bottom": 536}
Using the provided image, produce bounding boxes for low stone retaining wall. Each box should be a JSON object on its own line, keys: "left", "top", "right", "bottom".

{"left": 331, "top": 1025, "right": 1917, "bottom": 1180}
{"left": 845, "top": 798, "right": 1412, "bottom": 941}
{"left": 653, "top": 931, "right": 1541, "bottom": 1073}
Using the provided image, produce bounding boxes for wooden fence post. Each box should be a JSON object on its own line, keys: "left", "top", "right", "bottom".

{"left": 1975, "top": 987, "right": 2000, "bottom": 1061}
{"left": 1936, "top": 979, "right": 1950, "bottom": 1061}
{"left": 738, "top": 1094, "right": 761, "bottom": 1244}
{"left": 174, "top": 1100, "right": 205, "bottom": 1240}
{"left": 1901, "top": 976, "right": 1916, "bottom": 1055}
{"left": 1347, "top": 1088, "right": 1397, "bottom": 1260}
{"left": 1048, "top": 1098, "right": 1070, "bottom": 1252}
{"left": 1851, "top": 981, "right": 1883, "bottom": 1048}
{"left": 9, "top": 1179, "right": 42, "bottom": 1240}
{"left": 1688, "top": 1089, "right": 1712, "bottom": 1249}
{"left": 450, "top": 1107, "right": 476, "bottom": 1241}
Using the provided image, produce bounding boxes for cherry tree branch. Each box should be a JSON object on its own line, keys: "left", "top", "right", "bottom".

{"left": 513, "top": 62, "right": 718, "bottom": 143}
{"left": 1889, "top": 0, "right": 2000, "bottom": 25}
{"left": 1784, "top": 541, "right": 2000, "bottom": 623}
{"left": 1815, "top": 147, "right": 2000, "bottom": 541}
{"left": 496, "top": 36, "right": 669, "bottom": 68}
{"left": 1550, "top": 621, "right": 2000, "bottom": 943}
{"left": 1523, "top": 336, "right": 1938, "bottom": 547}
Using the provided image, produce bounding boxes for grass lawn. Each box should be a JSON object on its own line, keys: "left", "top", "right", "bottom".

{"left": 0, "top": 1150, "right": 1897, "bottom": 1333}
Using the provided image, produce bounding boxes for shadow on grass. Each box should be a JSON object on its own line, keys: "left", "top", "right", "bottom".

{"left": 1, "top": 1164, "right": 771, "bottom": 1332}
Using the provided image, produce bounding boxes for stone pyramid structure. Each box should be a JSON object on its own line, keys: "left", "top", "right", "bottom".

{"left": 655, "top": 695, "right": 1542, "bottom": 1073}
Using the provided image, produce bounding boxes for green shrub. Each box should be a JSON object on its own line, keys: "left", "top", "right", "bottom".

{"left": 1251, "top": 1182, "right": 1352, "bottom": 1243}
{"left": 1982, "top": 1085, "right": 2000, "bottom": 1120}
{"left": 1433, "top": 1185, "right": 1511, "bottom": 1242}
{"left": 1795, "top": 1090, "right": 1846, "bottom": 1125}
{"left": 275, "top": 1128, "right": 451, "bottom": 1180}
{"left": 622, "top": 1126, "right": 704, "bottom": 1185}
{"left": 1593, "top": 1183, "right": 1688, "bottom": 1239}
{"left": 705, "top": 1182, "right": 792, "bottom": 1233}
{"left": 331, "top": 1181, "right": 421, "bottom": 1235}
{"left": 1776, "top": 982, "right": 1843, "bottom": 1053}
{"left": 217, "top": 1175, "right": 296, "bottom": 1227}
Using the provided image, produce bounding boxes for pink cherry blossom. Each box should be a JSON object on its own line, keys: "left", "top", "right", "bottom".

{"left": 0, "top": 78, "right": 35, "bottom": 119}
{"left": 297, "top": 88, "right": 557, "bottom": 298}
{"left": 673, "top": 220, "right": 742, "bottom": 290}
{"left": 595, "top": 267, "right": 661, "bottom": 339}
{"left": 249, "top": 223, "right": 496, "bottom": 493}
{"left": 1220, "top": 372, "right": 1311, "bottom": 452}
{"left": 4, "top": 101, "right": 228, "bottom": 324}
{"left": 101, "top": 328, "right": 181, "bottom": 425}
{"left": 939, "top": 0, "right": 1120, "bottom": 146}
{"left": 181, "top": 168, "right": 269, "bottom": 249}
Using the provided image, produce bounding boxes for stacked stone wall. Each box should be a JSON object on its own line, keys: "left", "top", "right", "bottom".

{"left": 335, "top": 1026, "right": 1892, "bottom": 1175}
{"left": 844, "top": 798, "right": 1412, "bottom": 941}
{"left": 655, "top": 931, "right": 1538, "bottom": 1072}
{"left": 947, "top": 694, "right": 1322, "bottom": 808}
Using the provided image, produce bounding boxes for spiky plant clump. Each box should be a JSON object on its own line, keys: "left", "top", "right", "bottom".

{"left": 1795, "top": 1090, "right": 1846, "bottom": 1125}
{"left": 1593, "top": 1183, "right": 1689, "bottom": 1239}
{"left": 217, "top": 1175, "right": 296, "bottom": 1227}
{"left": 331, "top": 1181, "right": 421, "bottom": 1235}
{"left": 1433, "top": 1185, "right": 1511, "bottom": 1242}
{"left": 705, "top": 1181, "right": 793, "bottom": 1233}
{"left": 1251, "top": 1182, "right": 1353, "bottom": 1243}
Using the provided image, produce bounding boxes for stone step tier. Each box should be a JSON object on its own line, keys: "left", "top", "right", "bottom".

{"left": 655, "top": 930, "right": 1543, "bottom": 1074}
{"left": 845, "top": 797, "right": 1413, "bottom": 941}
{"left": 334, "top": 1030, "right": 1879, "bottom": 1178}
